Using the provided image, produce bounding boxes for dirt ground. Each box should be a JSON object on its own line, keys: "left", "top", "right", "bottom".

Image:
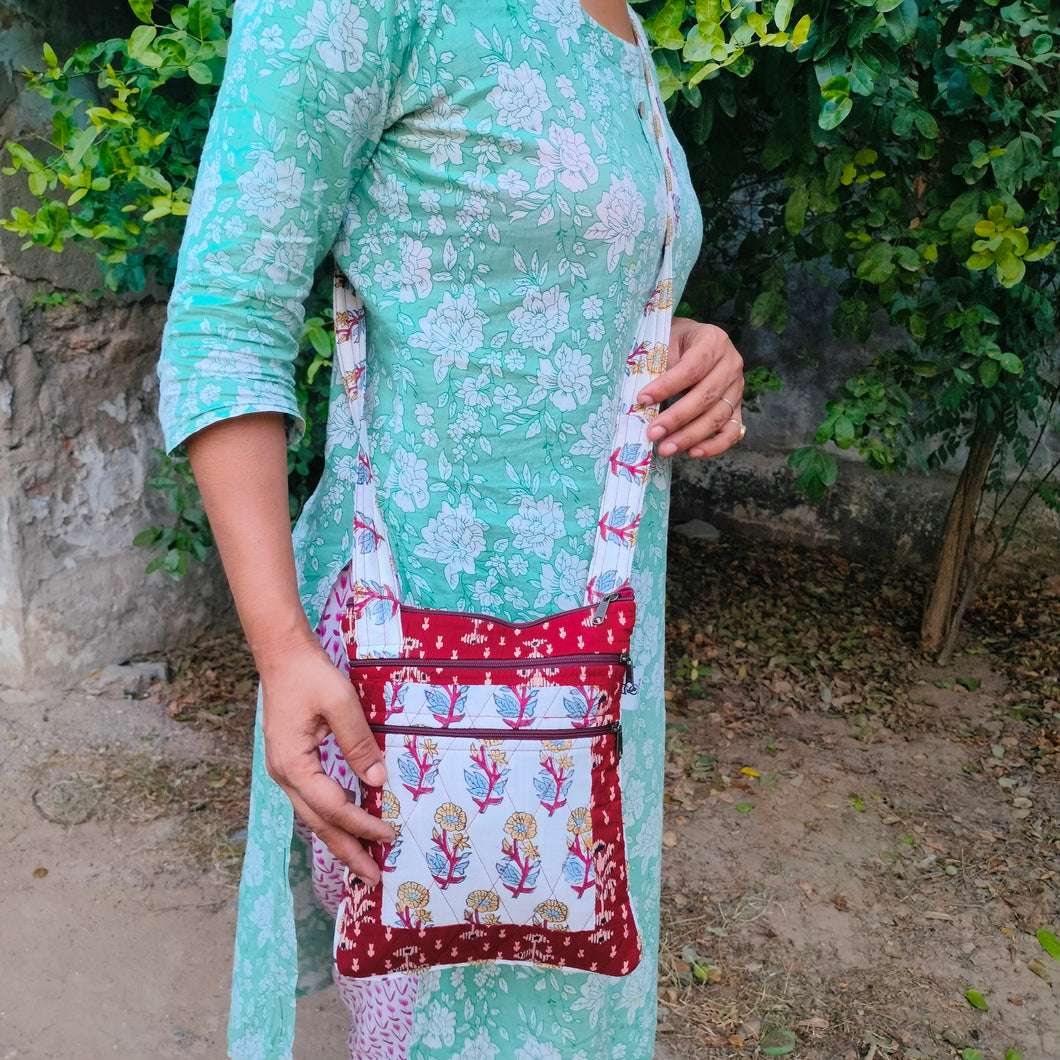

{"left": 1, "top": 536, "right": 1058, "bottom": 1059}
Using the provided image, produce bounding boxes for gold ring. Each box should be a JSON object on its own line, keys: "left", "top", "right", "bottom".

{"left": 729, "top": 418, "right": 747, "bottom": 442}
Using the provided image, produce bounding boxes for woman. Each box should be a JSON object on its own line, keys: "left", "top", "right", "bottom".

{"left": 160, "top": 0, "right": 744, "bottom": 1057}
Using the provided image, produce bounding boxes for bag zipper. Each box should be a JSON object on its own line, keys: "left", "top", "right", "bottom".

{"left": 372, "top": 587, "right": 634, "bottom": 630}
{"left": 369, "top": 719, "right": 623, "bottom": 757}
{"left": 352, "top": 652, "right": 637, "bottom": 695}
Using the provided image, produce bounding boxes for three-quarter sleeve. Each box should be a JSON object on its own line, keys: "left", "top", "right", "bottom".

{"left": 158, "top": 0, "right": 420, "bottom": 452}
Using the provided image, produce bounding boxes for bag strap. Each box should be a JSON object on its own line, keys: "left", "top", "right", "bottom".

{"left": 335, "top": 42, "right": 678, "bottom": 656}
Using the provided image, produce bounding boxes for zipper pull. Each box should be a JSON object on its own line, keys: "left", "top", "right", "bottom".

{"left": 621, "top": 652, "right": 638, "bottom": 696}
{"left": 591, "top": 592, "right": 619, "bottom": 625}
{"left": 612, "top": 720, "right": 624, "bottom": 758}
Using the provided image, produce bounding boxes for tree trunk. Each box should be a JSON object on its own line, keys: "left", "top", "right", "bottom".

{"left": 919, "top": 420, "right": 1000, "bottom": 655}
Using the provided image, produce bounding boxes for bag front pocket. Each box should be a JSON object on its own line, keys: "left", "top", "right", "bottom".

{"left": 366, "top": 712, "right": 622, "bottom": 935}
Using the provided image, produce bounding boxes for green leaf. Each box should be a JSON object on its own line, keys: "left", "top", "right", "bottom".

{"left": 1005, "top": 1051, "right": 1023, "bottom": 1060}
{"left": 773, "top": 0, "right": 794, "bottom": 32}
{"left": 784, "top": 187, "right": 809, "bottom": 236}
{"left": 998, "top": 352, "right": 1022, "bottom": 374}
{"left": 1037, "top": 928, "right": 1060, "bottom": 960}
{"left": 790, "top": 14, "right": 811, "bottom": 48}
{"left": 187, "top": 62, "right": 214, "bottom": 84}
{"left": 856, "top": 242, "right": 894, "bottom": 285}
{"left": 788, "top": 446, "right": 837, "bottom": 502}
{"left": 819, "top": 95, "right": 852, "bottom": 130}
{"left": 127, "top": 24, "right": 158, "bottom": 63}
{"left": 978, "top": 359, "right": 999, "bottom": 387}
{"left": 188, "top": 0, "right": 216, "bottom": 39}
{"left": 129, "top": 0, "right": 154, "bottom": 24}
{"left": 883, "top": 0, "right": 919, "bottom": 45}
{"left": 962, "top": 1051, "right": 982, "bottom": 1060}
{"left": 735, "top": 801, "right": 754, "bottom": 813}
{"left": 965, "top": 988, "right": 988, "bottom": 1011}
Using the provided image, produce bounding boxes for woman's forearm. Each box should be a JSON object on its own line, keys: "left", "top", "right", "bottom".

{"left": 185, "top": 412, "right": 314, "bottom": 665}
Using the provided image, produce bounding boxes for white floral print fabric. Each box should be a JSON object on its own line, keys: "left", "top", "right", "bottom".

{"left": 159, "top": 1, "right": 702, "bottom": 1058}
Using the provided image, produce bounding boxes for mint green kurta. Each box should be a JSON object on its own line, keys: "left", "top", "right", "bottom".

{"left": 159, "top": 1, "right": 702, "bottom": 1057}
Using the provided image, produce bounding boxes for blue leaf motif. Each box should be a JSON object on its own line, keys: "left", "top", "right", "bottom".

{"left": 563, "top": 689, "right": 595, "bottom": 722}
{"left": 613, "top": 443, "right": 648, "bottom": 482}
{"left": 493, "top": 688, "right": 521, "bottom": 720}
{"left": 464, "top": 768, "right": 490, "bottom": 799}
{"left": 425, "top": 849, "right": 450, "bottom": 878}
{"left": 366, "top": 598, "right": 395, "bottom": 626}
{"left": 533, "top": 772, "right": 555, "bottom": 801}
{"left": 422, "top": 764, "right": 439, "bottom": 788}
{"left": 563, "top": 848, "right": 593, "bottom": 887}
{"left": 396, "top": 754, "right": 421, "bottom": 787}
{"left": 496, "top": 857, "right": 523, "bottom": 887}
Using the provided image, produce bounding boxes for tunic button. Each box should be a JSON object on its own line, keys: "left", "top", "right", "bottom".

{"left": 638, "top": 101, "right": 646, "bottom": 118}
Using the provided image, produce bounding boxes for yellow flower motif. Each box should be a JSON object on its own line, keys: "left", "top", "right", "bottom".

{"left": 534, "top": 899, "right": 569, "bottom": 923}
{"left": 397, "top": 881, "right": 430, "bottom": 908}
{"left": 557, "top": 754, "right": 574, "bottom": 771}
{"left": 504, "top": 812, "right": 538, "bottom": 841}
{"left": 541, "top": 739, "right": 573, "bottom": 753}
{"left": 488, "top": 748, "right": 509, "bottom": 766}
{"left": 381, "top": 791, "right": 401, "bottom": 819}
{"left": 482, "top": 738, "right": 504, "bottom": 748}
{"left": 414, "top": 907, "right": 433, "bottom": 925}
{"left": 434, "top": 802, "right": 467, "bottom": 831}
{"left": 567, "top": 807, "right": 591, "bottom": 835}
{"left": 466, "top": 890, "right": 501, "bottom": 913}
{"left": 522, "top": 841, "right": 539, "bottom": 861}
{"left": 421, "top": 738, "right": 439, "bottom": 756}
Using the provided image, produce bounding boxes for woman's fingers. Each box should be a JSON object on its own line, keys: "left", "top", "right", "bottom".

{"left": 637, "top": 318, "right": 745, "bottom": 459}
{"left": 260, "top": 642, "right": 394, "bottom": 875}
{"left": 287, "top": 773, "right": 393, "bottom": 884}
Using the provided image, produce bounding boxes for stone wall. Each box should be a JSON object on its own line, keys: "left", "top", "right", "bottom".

{"left": 673, "top": 270, "right": 1060, "bottom": 570}
{"left": 0, "top": 2, "right": 230, "bottom": 687}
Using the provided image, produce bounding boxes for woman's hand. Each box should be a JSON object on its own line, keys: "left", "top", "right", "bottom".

{"left": 636, "top": 317, "right": 745, "bottom": 459}
{"left": 185, "top": 413, "right": 392, "bottom": 881}
{"left": 258, "top": 633, "right": 395, "bottom": 884}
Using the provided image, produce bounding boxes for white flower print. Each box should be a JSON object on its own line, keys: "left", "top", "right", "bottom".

{"left": 260, "top": 24, "right": 284, "bottom": 54}
{"left": 397, "top": 235, "right": 433, "bottom": 302}
{"left": 487, "top": 62, "right": 551, "bottom": 133}
{"left": 371, "top": 172, "right": 411, "bottom": 223}
{"left": 420, "top": 1000, "right": 457, "bottom": 1049}
{"left": 508, "top": 496, "right": 566, "bottom": 560}
{"left": 513, "top": 1037, "right": 564, "bottom": 1060}
{"left": 458, "top": 373, "right": 492, "bottom": 409}
{"left": 534, "top": 549, "right": 589, "bottom": 608}
{"left": 291, "top": 0, "right": 368, "bottom": 73}
{"left": 245, "top": 221, "right": 307, "bottom": 285}
{"left": 236, "top": 151, "right": 305, "bottom": 228}
{"left": 531, "top": 343, "right": 593, "bottom": 411}
{"left": 403, "top": 91, "right": 469, "bottom": 167}
{"left": 455, "top": 1027, "right": 500, "bottom": 1060}
{"left": 414, "top": 497, "right": 487, "bottom": 589}
{"left": 581, "top": 294, "right": 603, "bottom": 320}
{"left": 493, "top": 383, "right": 521, "bottom": 412}
{"left": 585, "top": 172, "right": 647, "bottom": 271}
{"left": 386, "top": 448, "right": 429, "bottom": 513}
{"left": 508, "top": 285, "right": 570, "bottom": 355}
{"left": 533, "top": 123, "right": 599, "bottom": 192}
{"left": 498, "top": 168, "right": 530, "bottom": 197}
{"left": 414, "top": 402, "right": 435, "bottom": 426}
{"left": 419, "top": 188, "right": 442, "bottom": 213}
{"left": 532, "top": 0, "right": 583, "bottom": 55}
{"left": 570, "top": 395, "right": 621, "bottom": 481}
{"left": 408, "top": 290, "right": 488, "bottom": 383}
{"left": 327, "top": 79, "right": 387, "bottom": 165}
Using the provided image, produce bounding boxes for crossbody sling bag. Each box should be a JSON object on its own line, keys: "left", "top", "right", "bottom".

{"left": 330, "top": 49, "right": 678, "bottom": 980}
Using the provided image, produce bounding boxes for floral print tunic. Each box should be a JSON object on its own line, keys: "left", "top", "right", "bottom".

{"left": 159, "top": 0, "right": 702, "bottom": 1057}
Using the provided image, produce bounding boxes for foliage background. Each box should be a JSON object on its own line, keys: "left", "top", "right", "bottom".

{"left": 4, "top": 0, "right": 1059, "bottom": 646}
